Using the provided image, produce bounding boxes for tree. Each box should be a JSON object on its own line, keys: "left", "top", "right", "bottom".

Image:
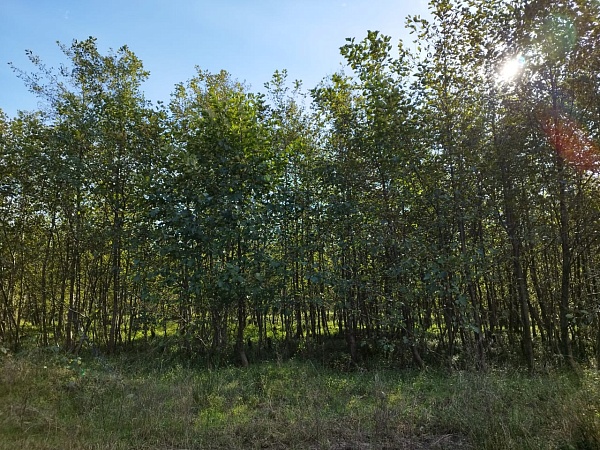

{"left": 10, "top": 37, "right": 161, "bottom": 352}
{"left": 155, "top": 69, "right": 278, "bottom": 365}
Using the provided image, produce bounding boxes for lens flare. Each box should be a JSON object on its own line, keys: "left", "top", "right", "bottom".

{"left": 540, "top": 113, "right": 600, "bottom": 173}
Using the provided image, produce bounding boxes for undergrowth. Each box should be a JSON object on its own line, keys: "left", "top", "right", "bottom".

{"left": 0, "top": 348, "right": 598, "bottom": 449}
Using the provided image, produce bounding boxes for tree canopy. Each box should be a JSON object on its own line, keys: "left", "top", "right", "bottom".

{"left": 1, "top": 0, "right": 599, "bottom": 371}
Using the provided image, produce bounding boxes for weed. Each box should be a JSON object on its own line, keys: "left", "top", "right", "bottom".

{"left": 0, "top": 353, "right": 598, "bottom": 449}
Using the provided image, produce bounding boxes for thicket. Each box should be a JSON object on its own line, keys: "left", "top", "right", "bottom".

{"left": 1, "top": 0, "right": 600, "bottom": 372}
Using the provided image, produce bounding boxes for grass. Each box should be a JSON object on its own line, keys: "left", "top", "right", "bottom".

{"left": 0, "top": 349, "right": 599, "bottom": 449}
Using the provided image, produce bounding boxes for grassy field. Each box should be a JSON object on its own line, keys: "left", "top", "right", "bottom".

{"left": 1, "top": 349, "right": 599, "bottom": 450}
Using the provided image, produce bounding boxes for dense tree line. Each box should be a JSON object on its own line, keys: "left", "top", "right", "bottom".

{"left": 1, "top": 0, "right": 599, "bottom": 370}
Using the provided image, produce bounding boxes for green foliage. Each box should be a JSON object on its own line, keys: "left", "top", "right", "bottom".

{"left": 2, "top": 1, "right": 600, "bottom": 372}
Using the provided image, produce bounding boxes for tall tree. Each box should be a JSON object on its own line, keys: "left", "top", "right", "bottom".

{"left": 157, "top": 69, "right": 278, "bottom": 365}
{"left": 10, "top": 38, "right": 160, "bottom": 352}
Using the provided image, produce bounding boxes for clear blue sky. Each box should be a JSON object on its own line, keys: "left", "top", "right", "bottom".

{"left": 1, "top": 0, "right": 429, "bottom": 118}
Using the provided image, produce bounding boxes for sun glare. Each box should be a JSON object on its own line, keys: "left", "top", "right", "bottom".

{"left": 498, "top": 55, "right": 525, "bottom": 82}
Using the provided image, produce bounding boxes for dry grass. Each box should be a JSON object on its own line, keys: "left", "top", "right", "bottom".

{"left": 0, "top": 350, "right": 598, "bottom": 449}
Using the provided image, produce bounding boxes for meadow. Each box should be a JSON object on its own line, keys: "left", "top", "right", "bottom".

{"left": 1, "top": 347, "right": 599, "bottom": 450}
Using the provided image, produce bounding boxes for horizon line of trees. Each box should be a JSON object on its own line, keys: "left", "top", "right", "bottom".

{"left": 1, "top": 0, "right": 599, "bottom": 371}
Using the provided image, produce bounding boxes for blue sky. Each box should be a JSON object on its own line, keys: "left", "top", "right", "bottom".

{"left": 1, "top": 0, "right": 429, "bottom": 118}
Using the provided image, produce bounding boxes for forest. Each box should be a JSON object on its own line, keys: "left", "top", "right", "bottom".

{"left": 1, "top": 0, "right": 600, "bottom": 374}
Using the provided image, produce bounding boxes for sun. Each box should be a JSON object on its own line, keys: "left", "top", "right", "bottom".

{"left": 498, "top": 54, "right": 525, "bottom": 82}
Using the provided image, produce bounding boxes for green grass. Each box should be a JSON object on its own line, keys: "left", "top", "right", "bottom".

{"left": 1, "top": 350, "right": 599, "bottom": 449}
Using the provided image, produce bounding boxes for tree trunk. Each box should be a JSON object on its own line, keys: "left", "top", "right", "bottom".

{"left": 236, "top": 296, "right": 249, "bottom": 367}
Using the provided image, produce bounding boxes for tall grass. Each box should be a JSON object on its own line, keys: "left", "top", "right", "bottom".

{"left": 1, "top": 350, "right": 598, "bottom": 449}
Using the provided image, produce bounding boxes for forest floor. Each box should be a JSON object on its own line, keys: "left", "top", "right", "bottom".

{"left": 0, "top": 349, "right": 599, "bottom": 450}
